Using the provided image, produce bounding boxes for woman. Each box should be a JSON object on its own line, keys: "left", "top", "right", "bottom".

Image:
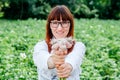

{"left": 33, "top": 5, "right": 86, "bottom": 80}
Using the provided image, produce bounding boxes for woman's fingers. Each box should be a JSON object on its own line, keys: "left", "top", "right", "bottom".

{"left": 64, "top": 50, "right": 68, "bottom": 55}
{"left": 51, "top": 54, "right": 65, "bottom": 66}
{"left": 54, "top": 50, "right": 68, "bottom": 55}
{"left": 57, "top": 63, "right": 73, "bottom": 78}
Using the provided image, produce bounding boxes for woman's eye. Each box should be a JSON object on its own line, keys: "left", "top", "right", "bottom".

{"left": 62, "top": 22, "right": 67, "bottom": 24}
{"left": 52, "top": 22, "right": 58, "bottom": 24}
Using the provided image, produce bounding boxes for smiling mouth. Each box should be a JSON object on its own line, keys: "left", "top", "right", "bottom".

{"left": 56, "top": 32, "right": 64, "bottom": 35}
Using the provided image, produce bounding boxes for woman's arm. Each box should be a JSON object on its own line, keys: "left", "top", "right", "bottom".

{"left": 33, "top": 41, "right": 51, "bottom": 70}
{"left": 65, "top": 42, "right": 86, "bottom": 74}
{"left": 33, "top": 41, "right": 66, "bottom": 70}
{"left": 55, "top": 42, "right": 86, "bottom": 78}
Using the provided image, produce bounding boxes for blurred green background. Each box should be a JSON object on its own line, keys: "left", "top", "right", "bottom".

{"left": 0, "top": 0, "right": 120, "bottom": 80}
{"left": 0, "top": 0, "right": 120, "bottom": 19}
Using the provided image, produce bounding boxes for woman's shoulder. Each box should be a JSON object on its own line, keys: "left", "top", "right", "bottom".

{"left": 36, "top": 40, "right": 46, "bottom": 45}
{"left": 74, "top": 41, "right": 86, "bottom": 49}
{"left": 34, "top": 40, "right": 47, "bottom": 49}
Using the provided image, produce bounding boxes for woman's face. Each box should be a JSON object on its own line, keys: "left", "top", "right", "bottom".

{"left": 50, "top": 20, "right": 70, "bottom": 39}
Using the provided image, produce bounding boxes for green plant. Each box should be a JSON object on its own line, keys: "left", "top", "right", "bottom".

{"left": 0, "top": 18, "right": 120, "bottom": 79}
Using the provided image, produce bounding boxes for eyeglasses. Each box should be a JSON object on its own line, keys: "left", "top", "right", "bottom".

{"left": 50, "top": 21, "right": 70, "bottom": 28}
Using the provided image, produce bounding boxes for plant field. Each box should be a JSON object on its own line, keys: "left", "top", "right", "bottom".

{"left": 0, "top": 19, "right": 120, "bottom": 80}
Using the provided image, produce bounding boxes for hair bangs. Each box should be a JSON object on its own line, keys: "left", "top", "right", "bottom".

{"left": 49, "top": 7, "right": 70, "bottom": 21}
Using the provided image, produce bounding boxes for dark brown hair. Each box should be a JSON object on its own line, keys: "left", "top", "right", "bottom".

{"left": 45, "top": 5, "right": 74, "bottom": 52}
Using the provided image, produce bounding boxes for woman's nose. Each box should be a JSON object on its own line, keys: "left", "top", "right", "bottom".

{"left": 57, "top": 24, "right": 63, "bottom": 30}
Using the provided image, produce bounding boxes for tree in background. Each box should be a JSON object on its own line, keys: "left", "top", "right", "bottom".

{"left": 1, "top": 0, "right": 120, "bottom": 20}
{"left": 1, "top": 0, "right": 51, "bottom": 19}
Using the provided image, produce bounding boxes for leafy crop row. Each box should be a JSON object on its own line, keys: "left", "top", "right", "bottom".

{"left": 0, "top": 19, "right": 120, "bottom": 80}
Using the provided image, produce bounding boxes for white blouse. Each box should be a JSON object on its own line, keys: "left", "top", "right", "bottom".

{"left": 33, "top": 40, "right": 86, "bottom": 80}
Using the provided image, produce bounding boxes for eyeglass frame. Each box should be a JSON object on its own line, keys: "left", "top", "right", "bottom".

{"left": 50, "top": 20, "right": 70, "bottom": 28}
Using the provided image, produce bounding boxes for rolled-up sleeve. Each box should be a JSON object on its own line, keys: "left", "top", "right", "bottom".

{"left": 65, "top": 42, "right": 86, "bottom": 74}
{"left": 33, "top": 41, "right": 50, "bottom": 70}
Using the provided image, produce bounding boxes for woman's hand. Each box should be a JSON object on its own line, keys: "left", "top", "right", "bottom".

{"left": 50, "top": 50, "right": 66, "bottom": 68}
{"left": 57, "top": 63, "right": 73, "bottom": 78}
{"left": 48, "top": 50, "right": 67, "bottom": 69}
{"left": 55, "top": 50, "right": 68, "bottom": 55}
